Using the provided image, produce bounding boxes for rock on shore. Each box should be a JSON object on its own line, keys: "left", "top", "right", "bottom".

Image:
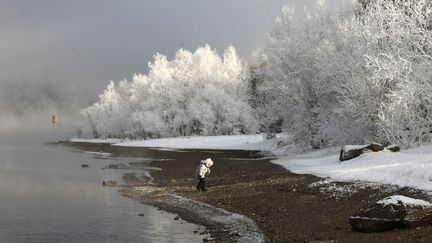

{"left": 102, "top": 179, "right": 117, "bottom": 187}
{"left": 350, "top": 195, "right": 432, "bottom": 232}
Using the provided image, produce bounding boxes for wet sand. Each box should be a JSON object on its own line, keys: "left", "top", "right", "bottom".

{"left": 65, "top": 141, "right": 432, "bottom": 242}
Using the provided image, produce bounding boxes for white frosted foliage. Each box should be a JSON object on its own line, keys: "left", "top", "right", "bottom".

{"left": 79, "top": 45, "right": 257, "bottom": 139}
{"left": 254, "top": 0, "right": 432, "bottom": 149}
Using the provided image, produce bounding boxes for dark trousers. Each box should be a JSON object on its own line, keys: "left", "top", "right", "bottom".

{"left": 196, "top": 177, "right": 206, "bottom": 191}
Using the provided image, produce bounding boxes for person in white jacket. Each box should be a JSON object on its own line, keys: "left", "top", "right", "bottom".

{"left": 196, "top": 158, "right": 214, "bottom": 191}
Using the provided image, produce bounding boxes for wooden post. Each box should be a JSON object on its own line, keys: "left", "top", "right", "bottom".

{"left": 52, "top": 115, "right": 60, "bottom": 132}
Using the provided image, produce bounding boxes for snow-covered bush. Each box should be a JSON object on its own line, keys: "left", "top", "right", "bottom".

{"left": 79, "top": 45, "right": 258, "bottom": 139}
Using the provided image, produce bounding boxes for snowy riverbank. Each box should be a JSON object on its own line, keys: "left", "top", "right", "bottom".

{"left": 69, "top": 134, "right": 277, "bottom": 151}
{"left": 69, "top": 135, "right": 432, "bottom": 193}
{"left": 273, "top": 145, "right": 432, "bottom": 193}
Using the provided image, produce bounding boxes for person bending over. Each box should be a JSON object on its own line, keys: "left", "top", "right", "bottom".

{"left": 196, "top": 158, "right": 213, "bottom": 191}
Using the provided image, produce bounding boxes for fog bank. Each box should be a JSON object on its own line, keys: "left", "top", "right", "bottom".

{"left": 0, "top": 82, "right": 89, "bottom": 139}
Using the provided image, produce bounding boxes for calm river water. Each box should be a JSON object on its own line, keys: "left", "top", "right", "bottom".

{"left": 0, "top": 134, "right": 206, "bottom": 243}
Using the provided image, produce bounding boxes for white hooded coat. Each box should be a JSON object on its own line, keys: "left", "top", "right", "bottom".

{"left": 196, "top": 158, "right": 213, "bottom": 178}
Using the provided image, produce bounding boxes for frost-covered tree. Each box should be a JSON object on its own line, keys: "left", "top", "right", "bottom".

{"left": 360, "top": 0, "right": 432, "bottom": 147}
{"left": 79, "top": 45, "right": 258, "bottom": 139}
{"left": 248, "top": 48, "right": 282, "bottom": 138}
{"left": 255, "top": 0, "right": 432, "bottom": 149}
{"left": 258, "top": 3, "right": 349, "bottom": 149}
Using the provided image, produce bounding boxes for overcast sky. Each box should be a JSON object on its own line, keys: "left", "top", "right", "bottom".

{"left": 0, "top": 0, "right": 351, "bottom": 100}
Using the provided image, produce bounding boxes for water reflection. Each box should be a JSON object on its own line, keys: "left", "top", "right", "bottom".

{"left": 0, "top": 134, "right": 206, "bottom": 243}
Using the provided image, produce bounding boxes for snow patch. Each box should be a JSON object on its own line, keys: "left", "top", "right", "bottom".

{"left": 309, "top": 179, "right": 405, "bottom": 199}
{"left": 343, "top": 145, "right": 368, "bottom": 152}
{"left": 274, "top": 144, "right": 432, "bottom": 192}
{"left": 377, "top": 195, "right": 432, "bottom": 207}
{"left": 69, "top": 134, "right": 293, "bottom": 154}
{"left": 113, "top": 134, "right": 265, "bottom": 150}
{"left": 69, "top": 138, "right": 123, "bottom": 144}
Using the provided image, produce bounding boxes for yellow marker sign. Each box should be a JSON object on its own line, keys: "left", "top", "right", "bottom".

{"left": 52, "top": 115, "right": 60, "bottom": 124}
{"left": 52, "top": 115, "right": 60, "bottom": 132}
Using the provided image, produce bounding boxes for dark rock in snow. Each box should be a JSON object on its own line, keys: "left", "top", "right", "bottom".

{"left": 350, "top": 196, "right": 432, "bottom": 233}
{"left": 340, "top": 143, "right": 384, "bottom": 161}
{"left": 365, "top": 143, "right": 384, "bottom": 152}
{"left": 102, "top": 179, "right": 117, "bottom": 187}
{"left": 386, "top": 145, "right": 401, "bottom": 152}
{"left": 340, "top": 147, "right": 364, "bottom": 161}
{"left": 81, "top": 164, "right": 89, "bottom": 168}
{"left": 138, "top": 213, "right": 144, "bottom": 217}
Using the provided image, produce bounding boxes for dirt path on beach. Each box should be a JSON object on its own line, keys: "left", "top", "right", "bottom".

{"left": 64, "top": 142, "right": 432, "bottom": 242}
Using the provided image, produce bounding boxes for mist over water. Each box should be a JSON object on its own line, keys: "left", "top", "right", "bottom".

{"left": 0, "top": 81, "right": 91, "bottom": 140}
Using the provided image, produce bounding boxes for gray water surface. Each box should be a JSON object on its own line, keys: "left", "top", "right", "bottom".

{"left": 0, "top": 135, "right": 206, "bottom": 243}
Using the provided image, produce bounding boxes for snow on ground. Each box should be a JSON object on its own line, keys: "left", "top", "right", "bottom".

{"left": 377, "top": 195, "right": 432, "bottom": 207}
{"left": 273, "top": 145, "right": 432, "bottom": 192}
{"left": 113, "top": 134, "right": 272, "bottom": 151}
{"left": 69, "top": 134, "right": 288, "bottom": 151}
{"left": 69, "top": 138, "right": 123, "bottom": 144}
{"left": 343, "top": 144, "right": 368, "bottom": 152}
{"left": 70, "top": 135, "right": 267, "bottom": 150}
